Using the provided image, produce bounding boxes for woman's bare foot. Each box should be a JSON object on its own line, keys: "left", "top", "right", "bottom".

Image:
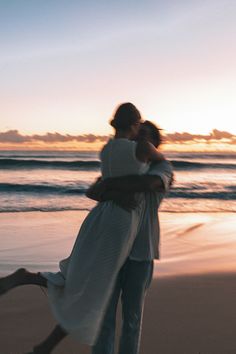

{"left": 0, "top": 268, "right": 28, "bottom": 295}
{"left": 25, "top": 343, "right": 51, "bottom": 354}
{"left": 0, "top": 268, "right": 47, "bottom": 296}
{"left": 24, "top": 324, "right": 67, "bottom": 354}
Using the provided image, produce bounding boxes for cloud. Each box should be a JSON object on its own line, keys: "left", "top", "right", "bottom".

{"left": 211, "top": 129, "right": 235, "bottom": 140}
{"left": 0, "top": 129, "right": 235, "bottom": 146}
{"left": 0, "top": 130, "right": 109, "bottom": 144}
{"left": 164, "top": 130, "right": 236, "bottom": 144}
{"left": 0, "top": 130, "right": 31, "bottom": 143}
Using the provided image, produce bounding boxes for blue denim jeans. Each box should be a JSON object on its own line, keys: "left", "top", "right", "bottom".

{"left": 91, "top": 258, "right": 154, "bottom": 354}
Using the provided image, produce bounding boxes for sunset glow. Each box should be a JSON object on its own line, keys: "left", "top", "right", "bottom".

{"left": 0, "top": 129, "right": 235, "bottom": 152}
{"left": 0, "top": 0, "right": 236, "bottom": 151}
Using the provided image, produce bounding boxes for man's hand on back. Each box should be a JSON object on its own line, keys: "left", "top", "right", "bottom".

{"left": 107, "top": 192, "right": 138, "bottom": 212}
{"left": 86, "top": 178, "right": 138, "bottom": 211}
{"left": 86, "top": 177, "right": 106, "bottom": 201}
{"left": 86, "top": 166, "right": 173, "bottom": 211}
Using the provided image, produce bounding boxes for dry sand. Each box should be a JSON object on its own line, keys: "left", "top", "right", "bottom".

{"left": 0, "top": 211, "right": 236, "bottom": 353}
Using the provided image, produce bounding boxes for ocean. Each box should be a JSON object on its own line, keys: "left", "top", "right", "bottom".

{"left": 0, "top": 150, "right": 236, "bottom": 213}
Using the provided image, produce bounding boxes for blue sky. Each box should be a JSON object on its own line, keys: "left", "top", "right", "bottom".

{"left": 0, "top": 0, "right": 235, "bottom": 136}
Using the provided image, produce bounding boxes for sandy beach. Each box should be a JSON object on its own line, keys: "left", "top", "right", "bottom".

{"left": 0, "top": 211, "right": 236, "bottom": 353}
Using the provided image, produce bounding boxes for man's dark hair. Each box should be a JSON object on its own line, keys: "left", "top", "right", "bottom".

{"left": 142, "top": 120, "right": 163, "bottom": 147}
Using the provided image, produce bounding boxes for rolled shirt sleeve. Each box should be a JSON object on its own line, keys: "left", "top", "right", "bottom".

{"left": 147, "top": 160, "right": 173, "bottom": 192}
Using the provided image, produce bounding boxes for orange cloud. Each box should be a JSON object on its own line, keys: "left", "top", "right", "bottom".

{"left": 0, "top": 130, "right": 109, "bottom": 144}
{"left": 164, "top": 130, "right": 236, "bottom": 144}
{"left": 0, "top": 129, "right": 235, "bottom": 151}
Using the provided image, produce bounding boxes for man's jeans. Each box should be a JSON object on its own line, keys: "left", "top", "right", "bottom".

{"left": 91, "top": 258, "right": 154, "bottom": 354}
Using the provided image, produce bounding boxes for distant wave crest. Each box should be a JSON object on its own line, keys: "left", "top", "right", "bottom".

{"left": 0, "top": 206, "right": 91, "bottom": 213}
{"left": 0, "top": 182, "right": 88, "bottom": 194}
{"left": 171, "top": 160, "right": 236, "bottom": 170}
{"left": 168, "top": 190, "right": 236, "bottom": 200}
{"left": 0, "top": 159, "right": 100, "bottom": 170}
{"left": 0, "top": 158, "right": 236, "bottom": 171}
{"left": 1, "top": 182, "right": 236, "bottom": 201}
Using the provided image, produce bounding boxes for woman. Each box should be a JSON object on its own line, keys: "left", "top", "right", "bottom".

{"left": 0, "top": 103, "right": 163, "bottom": 354}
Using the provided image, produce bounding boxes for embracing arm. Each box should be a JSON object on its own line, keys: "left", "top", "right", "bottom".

{"left": 86, "top": 177, "right": 104, "bottom": 201}
{"left": 136, "top": 140, "right": 165, "bottom": 163}
{"left": 86, "top": 173, "right": 166, "bottom": 204}
{"left": 86, "top": 178, "right": 138, "bottom": 211}
{"left": 104, "top": 174, "right": 165, "bottom": 193}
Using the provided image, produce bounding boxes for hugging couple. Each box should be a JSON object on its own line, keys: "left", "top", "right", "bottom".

{"left": 0, "top": 102, "right": 173, "bottom": 354}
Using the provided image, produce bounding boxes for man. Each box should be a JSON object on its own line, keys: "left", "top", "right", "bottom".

{"left": 87, "top": 120, "right": 173, "bottom": 354}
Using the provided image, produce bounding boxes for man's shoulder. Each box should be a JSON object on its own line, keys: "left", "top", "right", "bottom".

{"left": 147, "top": 159, "right": 173, "bottom": 192}
{"left": 148, "top": 159, "right": 173, "bottom": 174}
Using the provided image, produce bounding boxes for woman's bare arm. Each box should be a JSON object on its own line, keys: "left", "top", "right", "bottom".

{"left": 135, "top": 141, "right": 165, "bottom": 163}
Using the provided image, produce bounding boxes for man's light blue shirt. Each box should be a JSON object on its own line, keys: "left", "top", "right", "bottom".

{"left": 128, "top": 160, "right": 173, "bottom": 261}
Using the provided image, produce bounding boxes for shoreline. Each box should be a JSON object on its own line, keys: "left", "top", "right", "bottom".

{"left": 0, "top": 210, "right": 236, "bottom": 353}
{"left": 0, "top": 210, "right": 236, "bottom": 277}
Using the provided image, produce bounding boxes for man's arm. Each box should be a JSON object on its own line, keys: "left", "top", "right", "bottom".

{"left": 86, "top": 174, "right": 165, "bottom": 201}
{"left": 86, "top": 161, "right": 173, "bottom": 208}
{"left": 86, "top": 179, "right": 138, "bottom": 211}
{"left": 104, "top": 174, "right": 165, "bottom": 193}
{"left": 86, "top": 174, "right": 169, "bottom": 207}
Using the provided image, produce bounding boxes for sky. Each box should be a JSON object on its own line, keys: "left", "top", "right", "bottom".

{"left": 0, "top": 0, "right": 236, "bottom": 150}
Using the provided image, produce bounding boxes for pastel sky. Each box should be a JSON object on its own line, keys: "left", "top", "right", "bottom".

{"left": 0, "top": 0, "right": 236, "bottom": 140}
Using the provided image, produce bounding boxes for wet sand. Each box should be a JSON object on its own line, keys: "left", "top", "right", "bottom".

{"left": 0, "top": 211, "right": 236, "bottom": 353}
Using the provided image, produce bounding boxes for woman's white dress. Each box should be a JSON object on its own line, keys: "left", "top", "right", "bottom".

{"left": 40, "top": 138, "right": 149, "bottom": 345}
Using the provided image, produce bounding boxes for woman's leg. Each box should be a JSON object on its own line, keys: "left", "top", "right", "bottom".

{"left": 26, "top": 324, "right": 68, "bottom": 354}
{"left": 0, "top": 268, "right": 47, "bottom": 295}
{"left": 0, "top": 270, "right": 67, "bottom": 353}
